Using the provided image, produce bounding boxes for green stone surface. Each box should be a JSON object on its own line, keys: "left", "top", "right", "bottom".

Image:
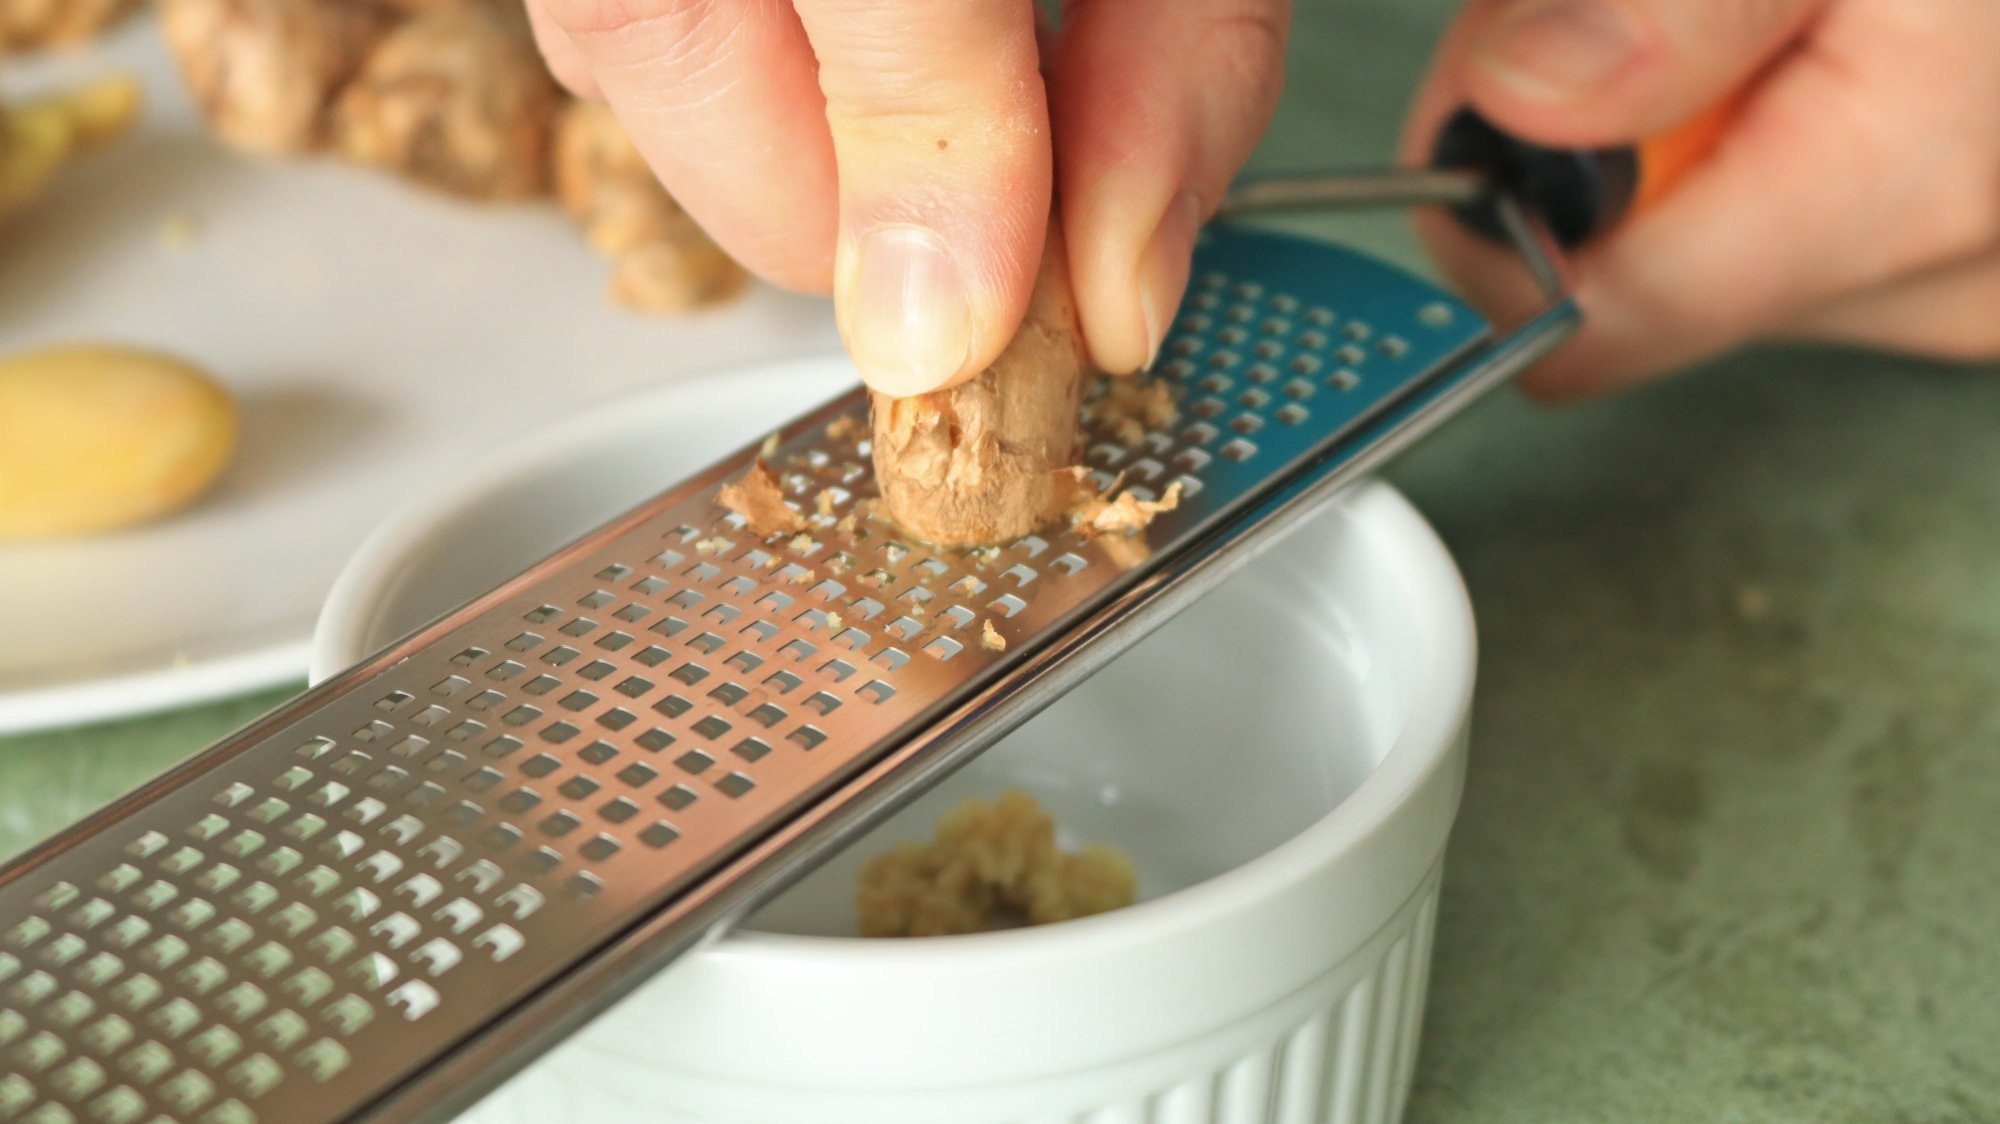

{"left": 4, "top": 3, "right": 1997, "bottom": 1120}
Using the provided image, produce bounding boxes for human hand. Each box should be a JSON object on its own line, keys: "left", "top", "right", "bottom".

{"left": 523, "top": 0, "right": 1291, "bottom": 395}
{"left": 1404, "top": 0, "right": 2000, "bottom": 398}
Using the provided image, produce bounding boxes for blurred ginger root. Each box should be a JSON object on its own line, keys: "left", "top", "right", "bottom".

{"left": 0, "top": 73, "right": 141, "bottom": 224}
{"left": 330, "top": 1, "right": 558, "bottom": 199}
{"left": 158, "top": 0, "right": 743, "bottom": 311}
{"left": 552, "top": 101, "right": 745, "bottom": 312}
{"left": 0, "top": 0, "right": 141, "bottom": 53}
{"left": 160, "top": 0, "right": 390, "bottom": 155}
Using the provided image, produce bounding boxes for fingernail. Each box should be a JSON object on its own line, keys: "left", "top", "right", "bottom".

{"left": 1136, "top": 191, "right": 1203, "bottom": 369}
{"left": 844, "top": 224, "right": 973, "bottom": 396}
{"left": 1475, "top": 0, "right": 1639, "bottom": 103}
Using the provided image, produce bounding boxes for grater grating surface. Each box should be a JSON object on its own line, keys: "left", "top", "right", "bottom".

{"left": 0, "top": 225, "right": 1570, "bottom": 1124}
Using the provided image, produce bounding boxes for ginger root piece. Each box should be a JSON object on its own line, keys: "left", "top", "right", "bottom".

{"left": 553, "top": 100, "right": 746, "bottom": 311}
{"left": 870, "top": 223, "right": 1090, "bottom": 546}
{"left": 330, "top": 1, "right": 559, "bottom": 199}
{"left": 0, "top": 74, "right": 141, "bottom": 222}
{"left": 716, "top": 458, "right": 806, "bottom": 537}
{"left": 855, "top": 790, "right": 1136, "bottom": 938}
{"left": 161, "top": 0, "right": 389, "bottom": 156}
{"left": 0, "top": 0, "right": 140, "bottom": 52}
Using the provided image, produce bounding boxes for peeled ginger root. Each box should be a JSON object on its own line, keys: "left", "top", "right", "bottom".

{"left": 0, "top": 74, "right": 141, "bottom": 222}
{"left": 855, "top": 790, "right": 1138, "bottom": 938}
{"left": 552, "top": 101, "right": 746, "bottom": 311}
{"left": 0, "top": 0, "right": 140, "bottom": 52}
{"left": 0, "top": 346, "right": 238, "bottom": 539}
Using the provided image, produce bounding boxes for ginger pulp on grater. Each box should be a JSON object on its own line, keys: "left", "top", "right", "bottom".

{"left": 716, "top": 457, "right": 806, "bottom": 537}
{"left": 855, "top": 790, "right": 1137, "bottom": 938}
{"left": 869, "top": 221, "right": 1090, "bottom": 548}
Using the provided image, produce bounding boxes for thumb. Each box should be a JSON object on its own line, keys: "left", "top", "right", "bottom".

{"left": 1457, "top": 0, "right": 1828, "bottom": 146}
{"left": 790, "top": 0, "right": 1051, "bottom": 398}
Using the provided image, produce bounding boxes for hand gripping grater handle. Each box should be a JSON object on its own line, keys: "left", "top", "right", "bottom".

{"left": 0, "top": 197, "right": 1576, "bottom": 1124}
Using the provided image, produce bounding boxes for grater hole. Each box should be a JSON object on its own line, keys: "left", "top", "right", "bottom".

{"left": 803, "top": 692, "right": 841, "bottom": 716}
{"left": 487, "top": 661, "right": 524, "bottom": 682}
{"left": 1337, "top": 344, "right": 1365, "bottom": 366}
{"left": 886, "top": 615, "right": 922, "bottom": 641}
{"left": 1191, "top": 397, "right": 1224, "bottom": 419}
{"left": 693, "top": 715, "right": 731, "bottom": 739}
{"left": 1182, "top": 422, "right": 1218, "bottom": 446}
{"left": 658, "top": 785, "right": 697, "bottom": 811}
{"left": 648, "top": 615, "right": 689, "bottom": 638}
{"left": 731, "top": 738, "right": 771, "bottom": 763}
{"left": 632, "top": 575, "right": 668, "bottom": 597}
{"left": 787, "top": 726, "right": 826, "bottom": 751}
{"left": 653, "top": 693, "right": 692, "bottom": 718}
{"left": 990, "top": 594, "right": 1027, "bottom": 619}
{"left": 543, "top": 646, "right": 580, "bottom": 667}
{"left": 1230, "top": 414, "right": 1264, "bottom": 435}
{"left": 558, "top": 776, "right": 599, "bottom": 800}
{"left": 748, "top": 703, "right": 786, "bottom": 728}
{"left": 819, "top": 659, "right": 856, "bottom": 683}
{"left": 674, "top": 750, "right": 715, "bottom": 776}
{"left": 600, "top": 798, "right": 639, "bottom": 824}
{"left": 636, "top": 728, "right": 676, "bottom": 752}
{"left": 716, "top": 773, "right": 756, "bottom": 799}
{"left": 1221, "top": 438, "right": 1258, "bottom": 462}
{"left": 1275, "top": 404, "right": 1309, "bottom": 425}
{"left": 1238, "top": 388, "right": 1270, "bottom": 409}
{"left": 1197, "top": 373, "right": 1230, "bottom": 394}
{"left": 832, "top": 627, "right": 870, "bottom": 651}
{"left": 1246, "top": 363, "right": 1278, "bottom": 384}
{"left": 689, "top": 631, "right": 726, "bottom": 654}
{"left": 639, "top": 823, "right": 680, "bottom": 849}
{"left": 764, "top": 669, "right": 803, "bottom": 694}
{"left": 450, "top": 647, "right": 488, "bottom": 668}
{"left": 1331, "top": 369, "right": 1361, "bottom": 391}
{"left": 617, "top": 763, "right": 658, "bottom": 788}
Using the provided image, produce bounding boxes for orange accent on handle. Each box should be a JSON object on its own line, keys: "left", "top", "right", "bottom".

{"left": 1630, "top": 93, "right": 1748, "bottom": 213}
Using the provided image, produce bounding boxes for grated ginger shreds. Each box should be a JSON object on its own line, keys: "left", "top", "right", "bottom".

{"left": 716, "top": 458, "right": 807, "bottom": 536}
{"left": 854, "top": 790, "right": 1137, "bottom": 938}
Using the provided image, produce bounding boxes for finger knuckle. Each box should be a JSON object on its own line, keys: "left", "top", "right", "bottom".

{"left": 540, "top": 0, "right": 705, "bottom": 40}
{"left": 1204, "top": 2, "right": 1290, "bottom": 113}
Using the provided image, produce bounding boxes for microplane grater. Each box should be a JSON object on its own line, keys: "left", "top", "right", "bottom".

{"left": 0, "top": 197, "right": 1578, "bottom": 1124}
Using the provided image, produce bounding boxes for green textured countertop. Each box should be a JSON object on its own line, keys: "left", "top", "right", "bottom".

{"left": 5, "top": 2, "right": 1997, "bottom": 1120}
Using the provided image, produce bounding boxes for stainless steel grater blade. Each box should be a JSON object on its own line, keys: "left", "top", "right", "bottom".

{"left": 0, "top": 199, "right": 1577, "bottom": 1124}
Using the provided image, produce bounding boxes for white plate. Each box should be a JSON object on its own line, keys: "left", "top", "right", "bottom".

{"left": 0, "top": 17, "right": 838, "bottom": 734}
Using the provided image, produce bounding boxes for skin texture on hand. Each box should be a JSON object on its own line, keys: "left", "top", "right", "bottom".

{"left": 1404, "top": 0, "right": 2000, "bottom": 399}
{"left": 524, "top": 0, "right": 1291, "bottom": 396}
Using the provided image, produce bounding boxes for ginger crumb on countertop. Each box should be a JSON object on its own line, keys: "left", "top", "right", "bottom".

{"left": 855, "top": 790, "right": 1137, "bottom": 938}
{"left": 716, "top": 459, "right": 806, "bottom": 537}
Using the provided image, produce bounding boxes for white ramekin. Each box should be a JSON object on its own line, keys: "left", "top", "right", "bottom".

{"left": 311, "top": 357, "right": 1476, "bottom": 1124}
